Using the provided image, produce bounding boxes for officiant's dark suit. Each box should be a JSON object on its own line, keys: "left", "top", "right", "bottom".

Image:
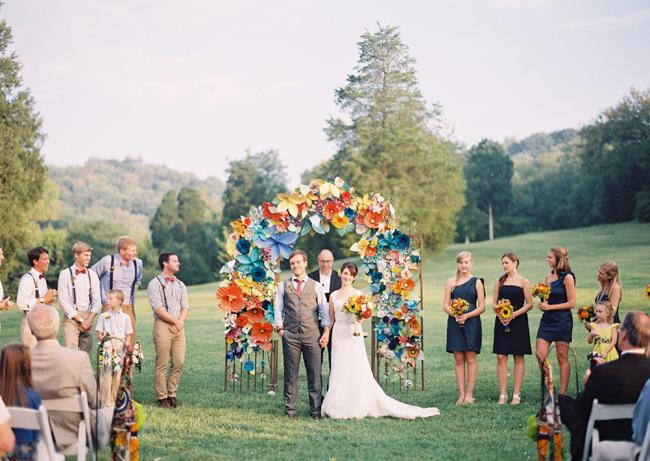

{"left": 308, "top": 268, "right": 341, "bottom": 371}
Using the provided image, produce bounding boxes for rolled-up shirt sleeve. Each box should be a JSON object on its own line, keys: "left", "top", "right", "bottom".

{"left": 180, "top": 283, "right": 190, "bottom": 310}
{"left": 274, "top": 282, "right": 285, "bottom": 329}
{"left": 147, "top": 280, "right": 163, "bottom": 312}
{"left": 315, "top": 283, "right": 330, "bottom": 327}
{"left": 17, "top": 275, "right": 35, "bottom": 312}
{"left": 57, "top": 270, "right": 76, "bottom": 318}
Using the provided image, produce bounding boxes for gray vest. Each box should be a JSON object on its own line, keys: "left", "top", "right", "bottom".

{"left": 282, "top": 279, "right": 319, "bottom": 335}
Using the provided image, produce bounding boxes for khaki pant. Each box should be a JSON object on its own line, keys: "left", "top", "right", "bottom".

{"left": 153, "top": 319, "right": 186, "bottom": 400}
{"left": 64, "top": 311, "right": 94, "bottom": 354}
{"left": 20, "top": 315, "right": 37, "bottom": 348}
{"left": 104, "top": 304, "right": 136, "bottom": 338}
{"left": 98, "top": 339, "right": 125, "bottom": 407}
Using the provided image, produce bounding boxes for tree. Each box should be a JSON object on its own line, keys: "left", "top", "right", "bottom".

{"left": 221, "top": 150, "right": 288, "bottom": 224}
{"left": 150, "top": 187, "right": 220, "bottom": 285}
{"left": 463, "top": 139, "right": 513, "bottom": 241}
{"left": 310, "top": 24, "right": 465, "bottom": 250}
{"left": 578, "top": 88, "right": 650, "bottom": 223}
{"left": 0, "top": 14, "right": 47, "bottom": 278}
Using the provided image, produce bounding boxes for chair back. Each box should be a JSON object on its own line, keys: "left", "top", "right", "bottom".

{"left": 42, "top": 391, "right": 95, "bottom": 461}
{"left": 581, "top": 399, "right": 635, "bottom": 461}
{"left": 638, "top": 424, "right": 650, "bottom": 461}
{"left": 7, "top": 404, "right": 59, "bottom": 461}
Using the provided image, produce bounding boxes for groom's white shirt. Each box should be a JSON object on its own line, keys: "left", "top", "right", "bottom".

{"left": 274, "top": 275, "right": 330, "bottom": 329}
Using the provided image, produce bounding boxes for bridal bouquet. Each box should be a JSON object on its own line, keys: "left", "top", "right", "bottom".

{"left": 532, "top": 282, "right": 551, "bottom": 302}
{"left": 450, "top": 298, "right": 470, "bottom": 328}
{"left": 577, "top": 305, "right": 596, "bottom": 323}
{"left": 343, "top": 294, "right": 374, "bottom": 336}
{"left": 494, "top": 299, "right": 513, "bottom": 333}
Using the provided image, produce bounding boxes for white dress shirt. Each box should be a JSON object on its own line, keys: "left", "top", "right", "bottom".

{"left": 17, "top": 268, "right": 48, "bottom": 312}
{"left": 58, "top": 265, "right": 102, "bottom": 319}
{"left": 319, "top": 271, "right": 331, "bottom": 294}
{"left": 95, "top": 308, "right": 133, "bottom": 340}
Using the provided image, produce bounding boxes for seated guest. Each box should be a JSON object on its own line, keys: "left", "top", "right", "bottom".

{"left": 0, "top": 396, "right": 16, "bottom": 456}
{"left": 559, "top": 311, "right": 650, "bottom": 460}
{"left": 28, "top": 304, "right": 97, "bottom": 454}
{"left": 0, "top": 344, "right": 41, "bottom": 460}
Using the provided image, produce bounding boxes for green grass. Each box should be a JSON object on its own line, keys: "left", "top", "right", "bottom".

{"left": 1, "top": 221, "right": 649, "bottom": 460}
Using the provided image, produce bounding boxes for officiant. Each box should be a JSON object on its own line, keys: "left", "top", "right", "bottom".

{"left": 308, "top": 249, "right": 341, "bottom": 371}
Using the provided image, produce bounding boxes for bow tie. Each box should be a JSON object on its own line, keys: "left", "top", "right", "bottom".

{"left": 165, "top": 277, "right": 176, "bottom": 283}
{"left": 39, "top": 274, "right": 45, "bottom": 279}
{"left": 75, "top": 268, "right": 86, "bottom": 275}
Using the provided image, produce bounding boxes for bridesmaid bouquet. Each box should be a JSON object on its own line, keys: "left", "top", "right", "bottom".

{"left": 494, "top": 299, "right": 513, "bottom": 333}
{"left": 450, "top": 298, "right": 470, "bottom": 328}
{"left": 577, "top": 305, "right": 596, "bottom": 323}
{"left": 645, "top": 284, "right": 650, "bottom": 300}
{"left": 343, "top": 294, "right": 374, "bottom": 336}
{"left": 532, "top": 282, "right": 551, "bottom": 302}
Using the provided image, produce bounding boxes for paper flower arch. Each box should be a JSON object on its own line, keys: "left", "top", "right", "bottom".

{"left": 217, "top": 178, "right": 424, "bottom": 375}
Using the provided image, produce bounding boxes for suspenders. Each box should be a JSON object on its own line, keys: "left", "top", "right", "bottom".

{"left": 109, "top": 255, "right": 138, "bottom": 304}
{"left": 68, "top": 267, "right": 93, "bottom": 308}
{"left": 27, "top": 272, "right": 41, "bottom": 299}
{"left": 156, "top": 276, "right": 169, "bottom": 310}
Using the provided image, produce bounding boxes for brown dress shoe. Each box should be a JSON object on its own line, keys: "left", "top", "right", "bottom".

{"left": 157, "top": 398, "right": 171, "bottom": 408}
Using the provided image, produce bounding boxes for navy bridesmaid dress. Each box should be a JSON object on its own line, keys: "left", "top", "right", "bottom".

{"left": 493, "top": 284, "right": 532, "bottom": 355}
{"left": 447, "top": 276, "right": 482, "bottom": 353}
{"left": 536, "top": 271, "right": 575, "bottom": 343}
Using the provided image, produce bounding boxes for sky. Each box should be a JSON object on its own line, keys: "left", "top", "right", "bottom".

{"left": 4, "top": 0, "right": 650, "bottom": 185}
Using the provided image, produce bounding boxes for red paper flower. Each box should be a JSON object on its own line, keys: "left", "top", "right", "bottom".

{"left": 236, "top": 314, "right": 249, "bottom": 328}
{"left": 216, "top": 283, "right": 245, "bottom": 313}
{"left": 363, "top": 211, "right": 383, "bottom": 229}
{"left": 244, "top": 307, "right": 266, "bottom": 323}
{"left": 262, "top": 202, "right": 287, "bottom": 222}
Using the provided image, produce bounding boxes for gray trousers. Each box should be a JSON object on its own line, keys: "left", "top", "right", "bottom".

{"left": 282, "top": 329, "right": 322, "bottom": 416}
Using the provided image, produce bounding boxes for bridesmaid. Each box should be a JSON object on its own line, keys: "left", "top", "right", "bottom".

{"left": 535, "top": 247, "right": 576, "bottom": 395}
{"left": 595, "top": 260, "right": 623, "bottom": 324}
{"left": 492, "top": 252, "right": 533, "bottom": 405}
{"left": 443, "top": 251, "right": 485, "bottom": 405}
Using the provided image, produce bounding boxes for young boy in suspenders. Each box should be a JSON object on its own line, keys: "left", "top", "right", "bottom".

{"left": 91, "top": 236, "right": 142, "bottom": 339}
{"left": 147, "top": 253, "right": 189, "bottom": 408}
{"left": 58, "top": 242, "right": 102, "bottom": 354}
{"left": 16, "top": 247, "right": 57, "bottom": 347}
{"left": 96, "top": 289, "right": 133, "bottom": 407}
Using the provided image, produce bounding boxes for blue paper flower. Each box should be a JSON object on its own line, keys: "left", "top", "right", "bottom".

{"left": 370, "top": 271, "right": 383, "bottom": 283}
{"left": 255, "top": 229, "right": 298, "bottom": 261}
{"left": 411, "top": 254, "right": 421, "bottom": 263}
{"left": 236, "top": 238, "right": 252, "bottom": 255}
{"left": 235, "top": 247, "right": 264, "bottom": 275}
{"left": 251, "top": 266, "right": 267, "bottom": 282}
{"left": 392, "top": 231, "right": 411, "bottom": 250}
{"left": 244, "top": 360, "right": 255, "bottom": 372}
{"left": 371, "top": 282, "right": 386, "bottom": 294}
{"left": 344, "top": 207, "right": 357, "bottom": 220}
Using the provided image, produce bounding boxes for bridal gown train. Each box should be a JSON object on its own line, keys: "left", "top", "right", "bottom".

{"left": 321, "top": 289, "right": 440, "bottom": 419}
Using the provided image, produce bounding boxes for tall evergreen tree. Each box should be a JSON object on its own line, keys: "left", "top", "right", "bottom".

{"left": 0, "top": 13, "right": 47, "bottom": 277}
{"left": 309, "top": 24, "right": 465, "bottom": 250}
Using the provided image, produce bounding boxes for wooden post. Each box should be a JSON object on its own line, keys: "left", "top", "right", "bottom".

{"left": 421, "top": 316, "right": 425, "bottom": 391}
{"left": 371, "top": 317, "right": 376, "bottom": 380}
{"left": 223, "top": 339, "right": 228, "bottom": 392}
{"left": 418, "top": 229, "right": 425, "bottom": 312}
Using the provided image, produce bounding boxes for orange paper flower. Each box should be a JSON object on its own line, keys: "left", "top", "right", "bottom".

{"left": 363, "top": 211, "right": 383, "bottom": 229}
{"left": 251, "top": 322, "right": 273, "bottom": 343}
{"left": 244, "top": 307, "right": 266, "bottom": 323}
{"left": 407, "top": 317, "right": 421, "bottom": 335}
{"left": 262, "top": 202, "right": 287, "bottom": 222}
{"left": 407, "top": 347, "right": 420, "bottom": 358}
{"left": 216, "top": 283, "right": 245, "bottom": 313}
{"left": 392, "top": 278, "right": 415, "bottom": 296}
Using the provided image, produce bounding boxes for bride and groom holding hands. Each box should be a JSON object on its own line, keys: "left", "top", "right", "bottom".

{"left": 273, "top": 249, "right": 439, "bottom": 420}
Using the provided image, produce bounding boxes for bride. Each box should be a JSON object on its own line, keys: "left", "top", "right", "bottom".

{"left": 321, "top": 262, "right": 440, "bottom": 419}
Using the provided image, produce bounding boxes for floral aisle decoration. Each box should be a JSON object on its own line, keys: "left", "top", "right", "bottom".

{"left": 217, "top": 177, "right": 424, "bottom": 378}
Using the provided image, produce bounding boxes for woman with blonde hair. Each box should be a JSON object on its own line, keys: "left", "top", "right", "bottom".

{"left": 442, "top": 251, "right": 485, "bottom": 404}
{"left": 492, "top": 252, "right": 533, "bottom": 405}
{"left": 535, "top": 247, "right": 576, "bottom": 395}
{"left": 595, "top": 260, "right": 623, "bottom": 324}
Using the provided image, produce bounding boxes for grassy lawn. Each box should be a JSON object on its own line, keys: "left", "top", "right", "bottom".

{"left": 1, "top": 221, "right": 649, "bottom": 460}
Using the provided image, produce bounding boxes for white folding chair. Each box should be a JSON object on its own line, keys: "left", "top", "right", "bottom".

{"left": 42, "top": 391, "right": 95, "bottom": 461}
{"left": 7, "top": 404, "right": 62, "bottom": 461}
{"left": 582, "top": 399, "right": 636, "bottom": 461}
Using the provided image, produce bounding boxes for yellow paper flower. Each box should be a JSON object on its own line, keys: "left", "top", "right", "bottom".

{"left": 310, "top": 179, "right": 341, "bottom": 198}
{"left": 331, "top": 213, "right": 349, "bottom": 229}
{"left": 350, "top": 238, "right": 369, "bottom": 257}
{"left": 276, "top": 193, "right": 310, "bottom": 217}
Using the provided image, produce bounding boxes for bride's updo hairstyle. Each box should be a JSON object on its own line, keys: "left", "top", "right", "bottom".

{"left": 340, "top": 262, "right": 358, "bottom": 277}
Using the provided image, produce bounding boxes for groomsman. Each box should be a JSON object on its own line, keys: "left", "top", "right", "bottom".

{"left": 308, "top": 249, "right": 341, "bottom": 371}
{"left": 92, "top": 236, "right": 143, "bottom": 338}
{"left": 0, "top": 246, "right": 14, "bottom": 335}
{"left": 58, "top": 242, "right": 102, "bottom": 354}
{"left": 16, "top": 247, "right": 57, "bottom": 347}
{"left": 147, "top": 253, "right": 189, "bottom": 409}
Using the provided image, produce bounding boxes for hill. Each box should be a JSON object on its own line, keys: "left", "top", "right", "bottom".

{"left": 504, "top": 128, "right": 578, "bottom": 160}
{"left": 48, "top": 157, "right": 224, "bottom": 234}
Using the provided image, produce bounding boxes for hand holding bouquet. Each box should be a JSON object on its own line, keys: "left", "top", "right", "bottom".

{"left": 495, "top": 299, "right": 513, "bottom": 333}
{"left": 343, "top": 294, "right": 374, "bottom": 336}
{"left": 532, "top": 283, "right": 550, "bottom": 302}
{"left": 450, "top": 298, "right": 470, "bottom": 328}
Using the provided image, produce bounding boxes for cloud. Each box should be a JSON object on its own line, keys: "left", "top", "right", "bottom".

{"left": 563, "top": 8, "right": 650, "bottom": 31}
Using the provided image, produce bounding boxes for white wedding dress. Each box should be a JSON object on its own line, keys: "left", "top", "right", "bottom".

{"left": 321, "top": 289, "right": 440, "bottom": 419}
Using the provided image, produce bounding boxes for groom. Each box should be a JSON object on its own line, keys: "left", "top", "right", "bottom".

{"left": 274, "top": 250, "right": 331, "bottom": 419}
